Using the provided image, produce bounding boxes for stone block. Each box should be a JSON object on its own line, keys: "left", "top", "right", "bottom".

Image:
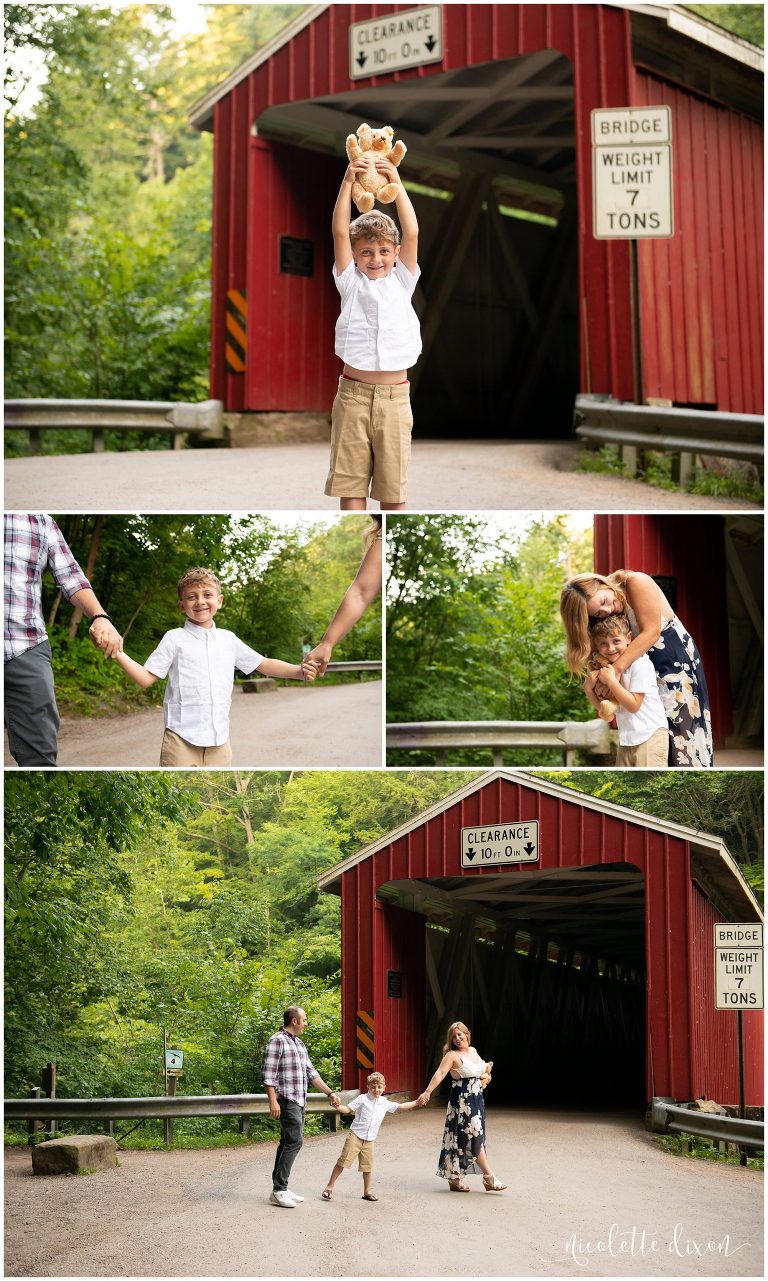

{"left": 32, "top": 1134, "right": 118, "bottom": 1175}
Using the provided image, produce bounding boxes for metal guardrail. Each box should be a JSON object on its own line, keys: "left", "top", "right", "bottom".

{"left": 239, "top": 661, "right": 382, "bottom": 693}
{"left": 386, "top": 718, "right": 612, "bottom": 765}
{"left": 4, "top": 1090, "right": 356, "bottom": 1123}
{"left": 649, "top": 1098, "right": 764, "bottom": 1150}
{"left": 5, "top": 398, "right": 225, "bottom": 454}
{"left": 574, "top": 394, "right": 764, "bottom": 469}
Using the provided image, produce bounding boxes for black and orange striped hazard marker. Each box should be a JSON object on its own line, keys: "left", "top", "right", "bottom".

{"left": 225, "top": 289, "right": 247, "bottom": 372}
{"left": 356, "top": 1010, "right": 374, "bottom": 1070}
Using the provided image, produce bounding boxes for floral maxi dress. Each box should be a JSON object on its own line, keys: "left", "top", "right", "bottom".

{"left": 436, "top": 1053, "right": 487, "bottom": 1180}
{"left": 647, "top": 616, "right": 714, "bottom": 768}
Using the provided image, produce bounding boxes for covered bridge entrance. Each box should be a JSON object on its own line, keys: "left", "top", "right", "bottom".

{"left": 318, "top": 771, "right": 763, "bottom": 1107}
{"left": 190, "top": 4, "right": 763, "bottom": 436}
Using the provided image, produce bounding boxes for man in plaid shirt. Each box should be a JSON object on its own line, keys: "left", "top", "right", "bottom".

{"left": 4, "top": 513, "right": 123, "bottom": 765}
{"left": 263, "top": 1005, "right": 340, "bottom": 1208}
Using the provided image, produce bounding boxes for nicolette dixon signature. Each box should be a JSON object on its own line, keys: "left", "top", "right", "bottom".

{"left": 556, "top": 1222, "right": 751, "bottom": 1268}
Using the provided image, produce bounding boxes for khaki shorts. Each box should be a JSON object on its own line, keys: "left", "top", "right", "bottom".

{"left": 336, "top": 1131, "right": 375, "bottom": 1172}
{"left": 160, "top": 729, "right": 233, "bottom": 768}
{"left": 617, "top": 726, "right": 669, "bottom": 767}
{"left": 325, "top": 377, "right": 413, "bottom": 503}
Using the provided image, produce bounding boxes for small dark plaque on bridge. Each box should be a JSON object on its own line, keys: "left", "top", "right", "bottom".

{"left": 387, "top": 970, "right": 403, "bottom": 998}
{"left": 279, "top": 236, "right": 314, "bottom": 277}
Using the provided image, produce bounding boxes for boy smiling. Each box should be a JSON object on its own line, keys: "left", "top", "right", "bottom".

{"left": 113, "top": 567, "right": 315, "bottom": 766}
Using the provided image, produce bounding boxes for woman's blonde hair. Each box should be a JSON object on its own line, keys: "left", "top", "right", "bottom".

{"left": 363, "top": 514, "right": 382, "bottom": 548}
{"left": 442, "top": 1021, "right": 471, "bottom": 1055}
{"left": 559, "top": 571, "right": 630, "bottom": 673}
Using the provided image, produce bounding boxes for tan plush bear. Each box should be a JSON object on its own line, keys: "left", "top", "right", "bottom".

{"left": 587, "top": 654, "right": 620, "bottom": 721}
{"left": 345, "top": 123, "right": 407, "bottom": 213}
{"left": 480, "top": 1059, "right": 494, "bottom": 1089}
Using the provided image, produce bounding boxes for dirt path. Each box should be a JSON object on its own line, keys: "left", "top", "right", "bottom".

{"left": 5, "top": 441, "right": 755, "bottom": 512}
{"left": 5, "top": 1109, "right": 762, "bottom": 1277}
{"left": 3, "top": 682, "right": 382, "bottom": 768}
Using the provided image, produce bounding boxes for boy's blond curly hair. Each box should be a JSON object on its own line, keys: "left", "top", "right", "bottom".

{"left": 590, "top": 612, "right": 632, "bottom": 643}
{"left": 177, "top": 567, "right": 222, "bottom": 598}
{"left": 349, "top": 211, "right": 401, "bottom": 246}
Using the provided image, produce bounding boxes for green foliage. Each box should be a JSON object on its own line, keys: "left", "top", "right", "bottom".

{"left": 386, "top": 517, "right": 594, "bottom": 764}
{"left": 4, "top": 4, "right": 303, "bottom": 414}
{"left": 655, "top": 1133, "right": 763, "bottom": 1169}
{"left": 683, "top": 5, "right": 764, "bottom": 47}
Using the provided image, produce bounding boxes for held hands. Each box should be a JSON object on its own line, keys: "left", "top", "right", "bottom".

{"left": 416, "top": 1091, "right": 430, "bottom": 1107}
{"left": 89, "top": 618, "right": 123, "bottom": 659}
{"left": 328, "top": 1092, "right": 341, "bottom": 1109}
{"left": 300, "top": 657, "right": 320, "bottom": 682}
{"left": 305, "top": 641, "right": 332, "bottom": 677}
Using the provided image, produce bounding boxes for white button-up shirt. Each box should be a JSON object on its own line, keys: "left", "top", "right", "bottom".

{"left": 333, "top": 259, "right": 422, "bottom": 370}
{"left": 144, "top": 620, "right": 264, "bottom": 747}
{"left": 348, "top": 1092, "right": 400, "bottom": 1141}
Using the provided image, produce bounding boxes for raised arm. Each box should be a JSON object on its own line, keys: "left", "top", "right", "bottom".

{"left": 612, "top": 574, "right": 664, "bottom": 676}
{"left": 375, "top": 157, "right": 418, "bottom": 272}
{"left": 332, "top": 165, "right": 358, "bottom": 273}
{"left": 417, "top": 1051, "right": 458, "bottom": 1106}
{"left": 307, "top": 537, "right": 382, "bottom": 675}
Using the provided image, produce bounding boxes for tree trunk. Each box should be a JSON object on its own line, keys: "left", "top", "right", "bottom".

{"left": 68, "top": 515, "right": 104, "bottom": 637}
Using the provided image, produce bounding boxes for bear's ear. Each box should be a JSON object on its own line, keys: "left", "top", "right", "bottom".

{"left": 358, "top": 122, "right": 370, "bottom": 136}
{"left": 383, "top": 126, "right": 394, "bottom": 141}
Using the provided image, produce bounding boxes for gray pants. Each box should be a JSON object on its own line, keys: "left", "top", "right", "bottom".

{"left": 4, "top": 641, "right": 60, "bottom": 766}
{"left": 272, "top": 1096, "right": 305, "bottom": 1191}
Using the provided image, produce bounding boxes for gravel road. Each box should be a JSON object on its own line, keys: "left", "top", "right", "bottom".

{"left": 5, "top": 1108, "right": 762, "bottom": 1277}
{"left": 3, "top": 682, "right": 383, "bottom": 769}
{"left": 5, "top": 441, "right": 755, "bottom": 512}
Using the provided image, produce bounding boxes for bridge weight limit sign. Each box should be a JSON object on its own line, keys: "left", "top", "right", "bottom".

{"left": 713, "top": 923, "right": 763, "bottom": 1164}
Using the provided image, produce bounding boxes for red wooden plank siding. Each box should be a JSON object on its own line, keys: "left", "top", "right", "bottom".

{"left": 339, "top": 776, "right": 749, "bottom": 1100}
{"left": 688, "top": 883, "right": 763, "bottom": 1105}
{"left": 593, "top": 514, "right": 732, "bottom": 747}
{"left": 634, "top": 71, "right": 763, "bottom": 411}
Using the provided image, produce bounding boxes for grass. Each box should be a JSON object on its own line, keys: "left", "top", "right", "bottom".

{"left": 576, "top": 445, "right": 763, "bottom": 504}
{"left": 6, "top": 1114, "right": 333, "bottom": 1152}
{"left": 654, "top": 1133, "right": 763, "bottom": 1169}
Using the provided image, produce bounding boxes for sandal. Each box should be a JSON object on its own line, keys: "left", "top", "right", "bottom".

{"left": 448, "top": 1179, "right": 470, "bottom": 1192}
{"left": 321, "top": 1188, "right": 333, "bottom": 1201}
{"left": 362, "top": 1192, "right": 378, "bottom": 1201}
{"left": 483, "top": 1175, "right": 507, "bottom": 1192}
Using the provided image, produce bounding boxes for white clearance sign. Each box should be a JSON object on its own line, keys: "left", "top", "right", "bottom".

{"left": 713, "top": 923, "right": 764, "bottom": 1010}
{"left": 592, "top": 106, "right": 673, "bottom": 239}
{"left": 349, "top": 5, "right": 443, "bottom": 79}
{"left": 461, "top": 822, "right": 539, "bottom": 869}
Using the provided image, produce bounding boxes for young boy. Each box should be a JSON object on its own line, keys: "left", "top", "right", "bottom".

{"left": 584, "top": 614, "right": 669, "bottom": 767}
{"left": 325, "top": 152, "right": 421, "bottom": 512}
{"left": 112, "top": 567, "right": 316, "bottom": 766}
{"left": 321, "top": 1071, "right": 421, "bottom": 1202}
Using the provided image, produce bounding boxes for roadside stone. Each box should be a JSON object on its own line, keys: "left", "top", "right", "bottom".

{"left": 32, "top": 1135, "right": 118, "bottom": 1176}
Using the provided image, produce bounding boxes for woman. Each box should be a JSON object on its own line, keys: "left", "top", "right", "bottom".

{"left": 417, "top": 1021, "right": 506, "bottom": 1193}
{"left": 306, "top": 516, "right": 382, "bottom": 675}
{"left": 560, "top": 570, "right": 713, "bottom": 768}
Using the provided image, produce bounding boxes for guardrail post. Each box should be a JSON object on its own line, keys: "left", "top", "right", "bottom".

{"left": 621, "top": 444, "right": 638, "bottom": 476}
{"left": 28, "top": 1087, "right": 42, "bottom": 1143}
{"left": 164, "top": 1074, "right": 177, "bottom": 1146}
{"left": 93, "top": 429, "right": 105, "bottom": 453}
{"left": 239, "top": 1115, "right": 250, "bottom": 1138}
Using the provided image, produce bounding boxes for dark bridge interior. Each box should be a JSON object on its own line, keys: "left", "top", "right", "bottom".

{"left": 379, "top": 863, "right": 647, "bottom": 1105}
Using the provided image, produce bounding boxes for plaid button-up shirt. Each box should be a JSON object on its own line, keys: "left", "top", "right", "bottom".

{"left": 4, "top": 514, "right": 91, "bottom": 662}
{"left": 262, "top": 1028, "right": 319, "bottom": 1107}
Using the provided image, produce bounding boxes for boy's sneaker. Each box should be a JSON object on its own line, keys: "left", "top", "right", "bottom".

{"left": 269, "top": 1190, "right": 296, "bottom": 1208}
{"left": 285, "top": 1189, "right": 305, "bottom": 1202}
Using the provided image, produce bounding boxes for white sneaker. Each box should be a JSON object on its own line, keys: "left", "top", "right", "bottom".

{"left": 285, "top": 1189, "right": 304, "bottom": 1202}
{"left": 269, "top": 1190, "right": 296, "bottom": 1208}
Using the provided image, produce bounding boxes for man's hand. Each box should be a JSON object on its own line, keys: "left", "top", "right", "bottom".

{"left": 305, "top": 642, "right": 332, "bottom": 677}
{"left": 328, "top": 1092, "right": 341, "bottom": 1109}
{"left": 300, "top": 657, "right": 320, "bottom": 682}
{"left": 269, "top": 1098, "right": 281, "bottom": 1119}
{"left": 89, "top": 618, "right": 123, "bottom": 658}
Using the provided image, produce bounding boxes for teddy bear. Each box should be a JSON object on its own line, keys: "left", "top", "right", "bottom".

{"left": 587, "top": 654, "right": 620, "bottom": 722}
{"left": 480, "top": 1059, "right": 494, "bottom": 1089}
{"left": 345, "top": 123, "right": 407, "bottom": 213}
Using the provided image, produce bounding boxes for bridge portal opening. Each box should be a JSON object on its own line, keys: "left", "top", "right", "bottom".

{"left": 257, "top": 50, "right": 578, "bottom": 439}
{"left": 378, "top": 863, "right": 646, "bottom": 1106}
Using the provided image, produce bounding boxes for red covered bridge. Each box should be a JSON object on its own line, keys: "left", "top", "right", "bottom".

{"left": 189, "top": 3, "right": 763, "bottom": 436}
{"left": 318, "top": 771, "right": 763, "bottom": 1107}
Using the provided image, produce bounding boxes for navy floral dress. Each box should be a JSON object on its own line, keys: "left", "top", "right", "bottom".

{"left": 436, "top": 1056, "right": 487, "bottom": 1180}
{"left": 647, "top": 617, "right": 714, "bottom": 768}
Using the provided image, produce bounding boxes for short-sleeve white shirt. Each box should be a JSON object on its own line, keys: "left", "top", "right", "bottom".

{"left": 144, "top": 619, "right": 264, "bottom": 747}
{"left": 348, "top": 1092, "right": 400, "bottom": 1141}
{"left": 333, "top": 259, "right": 422, "bottom": 370}
{"left": 615, "top": 655, "right": 669, "bottom": 746}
